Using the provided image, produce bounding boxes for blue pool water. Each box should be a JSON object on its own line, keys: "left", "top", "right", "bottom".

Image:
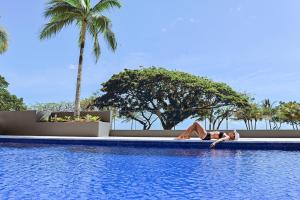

{"left": 0, "top": 143, "right": 300, "bottom": 200}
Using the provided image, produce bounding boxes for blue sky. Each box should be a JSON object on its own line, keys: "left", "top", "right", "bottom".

{"left": 0, "top": 0, "right": 299, "bottom": 129}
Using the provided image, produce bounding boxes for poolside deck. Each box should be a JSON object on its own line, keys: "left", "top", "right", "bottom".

{"left": 1, "top": 135, "right": 300, "bottom": 142}
{"left": 1, "top": 135, "right": 300, "bottom": 150}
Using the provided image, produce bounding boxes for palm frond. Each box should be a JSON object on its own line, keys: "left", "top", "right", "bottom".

{"left": 103, "top": 27, "right": 117, "bottom": 51}
{"left": 93, "top": 34, "right": 101, "bottom": 61}
{"left": 89, "top": 15, "right": 117, "bottom": 52}
{"left": 92, "top": 0, "right": 121, "bottom": 13}
{"left": 84, "top": 0, "right": 91, "bottom": 10}
{"left": 40, "top": 0, "right": 119, "bottom": 58}
{"left": 48, "top": 0, "right": 82, "bottom": 9}
{"left": 88, "top": 23, "right": 101, "bottom": 61}
{"left": 44, "top": 2, "right": 82, "bottom": 18}
{"left": 0, "top": 28, "right": 8, "bottom": 54}
{"left": 40, "top": 17, "right": 75, "bottom": 39}
{"left": 79, "top": 0, "right": 87, "bottom": 10}
{"left": 91, "top": 14, "right": 111, "bottom": 32}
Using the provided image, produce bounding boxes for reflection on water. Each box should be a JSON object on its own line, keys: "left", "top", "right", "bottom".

{"left": 66, "top": 145, "right": 242, "bottom": 157}
{"left": 0, "top": 142, "right": 247, "bottom": 157}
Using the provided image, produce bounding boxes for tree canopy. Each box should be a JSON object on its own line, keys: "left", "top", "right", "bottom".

{"left": 0, "top": 75, "right": 26, "bottom": 111}
{"left": 277, "top": 101, "right": 300, "bottom": 130}
{"left": 234, "top": 99, "right": 300, "bottom": 130}
{"left": 234, "top": 101, "right": 263, "bottom": 130}
{"left": 0, "top": 26, "right": 8, "bottom": 54}
{"left": 95, "top": 67, "right": 248, "bottom": 129}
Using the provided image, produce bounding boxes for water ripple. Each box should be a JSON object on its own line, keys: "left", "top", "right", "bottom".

{"left": 0, "top": 143, "right": 299, "bottom": 199}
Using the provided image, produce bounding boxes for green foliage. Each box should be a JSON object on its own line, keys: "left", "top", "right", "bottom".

{"left": 95, "top": 67, "right": 248, "bottom": 130}
{"left": 50, "top": 114, "right": 100, "bottom": 122}
{"left": 235, "top": 102, "right": 263, "bottom": 130}
{"left": 235, "top": 99, "right": 300, "bottom": 130}
{"left": 0, "top": 75, "right": 26, "bottom": 111}
{"left": 84, "top": 114, "right": 100, "bottom": 122}
{"left": 29, "top": 96, "right": 98, "bottom": 112}
{"left": 277, "top": 101, "right": 300, "bottom": 130}
{"left": 0, "top": 27, "right": 8, "bottom": 54}
{"left": 80, "top": 96, "right": 98, "bottom": 110}
{"left": 261, "top": 99, "right": 282, "bottom": 130}
{"left": 29, "top": 102, "right": 74, "bottom": 112}
{"left": 40, "top": 0, "right": 121, "bottom": 60}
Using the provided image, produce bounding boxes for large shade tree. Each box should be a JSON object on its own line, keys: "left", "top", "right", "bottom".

{"left": 0, "top": 26, "right": 8, "bottom": 54}
{"left": 194, "top": 93, "right": 249, "bottom": 130}
{"left": 95, "top": 67, "right": 248, "bottom": 130}
{"left": 40, "top": 0, "right": 121, "bottom": 117}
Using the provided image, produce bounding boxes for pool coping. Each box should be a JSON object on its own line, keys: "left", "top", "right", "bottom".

{"left": 1, "top": 135, "right": 300, "bottom": 150}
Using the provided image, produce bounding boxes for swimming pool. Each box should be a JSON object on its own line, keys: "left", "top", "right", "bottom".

{"left": 0, "top": 143, "right": 299, "bottom": 200}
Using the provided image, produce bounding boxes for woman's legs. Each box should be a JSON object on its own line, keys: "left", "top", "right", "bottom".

{"left": 177, "top": 121, "right": 208, "bottom": 139}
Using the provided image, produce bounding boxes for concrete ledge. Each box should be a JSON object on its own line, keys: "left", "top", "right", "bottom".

{"left": 0, "top": 111, "right": 112, "bottom": 137}
{"left": 110, "top": 130, "right": 300, "bottom": 138}
{"left": 1, "top": 136, "right": 300, "bottom": 150}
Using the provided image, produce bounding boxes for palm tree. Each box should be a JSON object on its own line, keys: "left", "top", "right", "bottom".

{"left": 40, "top": 0, "right": 121, "bottom": 117}
{"left": 0, "top": 26, "right": 8, "bottom": 54}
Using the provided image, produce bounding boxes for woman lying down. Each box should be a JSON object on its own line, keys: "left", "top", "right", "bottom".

{"left": 177, "top": 121, "right": 240, "bottom": 148}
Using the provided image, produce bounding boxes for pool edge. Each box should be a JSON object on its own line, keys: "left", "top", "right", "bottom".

{"left": 1, "top": 135, "right": 300, "bottom": 150}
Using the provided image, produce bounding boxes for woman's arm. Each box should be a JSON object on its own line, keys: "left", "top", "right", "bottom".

{"left": 210, "top": 136, "right": 230, "bottom": 148}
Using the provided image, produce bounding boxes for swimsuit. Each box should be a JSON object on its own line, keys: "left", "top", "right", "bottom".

{"left": 202, "top": 131, "right": 224, "bottom": 140}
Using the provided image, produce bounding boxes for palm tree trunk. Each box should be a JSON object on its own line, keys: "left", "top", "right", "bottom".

{"left": 74, "top": 22, "right": 87, "bottom": 118}
{"left": 226, "top": 117, "right": 228, "bottom": 130}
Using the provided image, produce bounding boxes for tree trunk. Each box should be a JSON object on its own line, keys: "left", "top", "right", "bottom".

{"left": 277, "top": 122, "right": 282, "bottom": 130}
{"left": 212, "top": 119, "right": 217, "bottom": 130}
{"left": 209, "top": 111, "right": 213, "bottom": 130}
{"left": 216, "top": 117, "right": 226, "bottom": 130}
{"left": 113, "top": 117, "right": 115, "bottom": 130}
{"left": 226, "top": 117, "right": 228, "bottom": 130}
{"left": 292, "top": 123, "right": 295, "bottom": 130}
{"left": 244, "top": 120, "right": 248, "bottom": 130}
{"left": 74, "top": 22, "right": 87, "bottom": 118}
{"left": 247, "top": 120, "right": 251, "bottom": 130}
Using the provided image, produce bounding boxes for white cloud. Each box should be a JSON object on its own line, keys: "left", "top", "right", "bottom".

{"left": 189, "top": 18, "right": 195, "bottom": 23}
{"left": 162, "top": 17, "right": 197, "bottom": 32}
{"left": 229, "top": 6, "right": 243, "bottom": 13}
{"left": 68, "top": 64, "right": 76, "bottom": 70}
